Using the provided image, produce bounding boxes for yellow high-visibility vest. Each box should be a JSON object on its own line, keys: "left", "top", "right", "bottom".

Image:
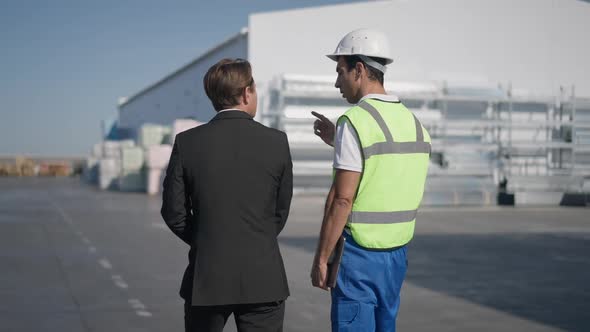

{"left": 337, "top": 98, "right": 431, "bottom": 249}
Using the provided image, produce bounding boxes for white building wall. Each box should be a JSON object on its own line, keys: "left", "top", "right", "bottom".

{"left": 249, "top": 0, "right": 590, "bottom": 97}
{"left": 118, "top": 0, "right": 590, "bottom": 131}
{"left": 118, "top": 31, "right": 248, "bottom": 131}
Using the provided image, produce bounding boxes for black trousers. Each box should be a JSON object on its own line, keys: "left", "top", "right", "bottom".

{"left": 184, "top": 301, "right": 285, "bottom": 332}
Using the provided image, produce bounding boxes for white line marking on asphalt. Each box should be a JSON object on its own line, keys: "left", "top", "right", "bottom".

{"left": 112, "top": 275, "right": 129, "bottom": 289}
{"left": 50, "top": 197, "right": 153, "bottom": 319}
{"left": 136, "top": 310, "right": 152, "bottom": 317}
{"left": 130, "top": 300, "right": 152, "bottom": 317}
{"left": 128, "top": 299, "right": 146, "bottom": 310}
{"left": 98, "top": 258, "right": 112, "bottom": 270}
{"left": 50, "top": 201, "right": 74, "bottom": 225}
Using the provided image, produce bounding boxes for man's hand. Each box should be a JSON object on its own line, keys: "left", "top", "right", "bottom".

{"left": 310, "top": 259, "right": 329, "bottom": 291}
{"left": 312, "top": 111, "right": 335, "bottom": 147}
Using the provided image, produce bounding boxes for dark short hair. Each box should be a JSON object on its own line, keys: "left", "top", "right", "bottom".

{"left": 342, "top": 55, "right": 386, "bottom": 85}
{"left": 203, "top": 58, "right": 254, "bottom": 111}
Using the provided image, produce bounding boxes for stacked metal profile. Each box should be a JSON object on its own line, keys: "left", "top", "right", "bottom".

{"left": 502, "top": 93, "right": 590, "bottom": 204}
{"left": 263, "top": 74, "right": 590, "bottom": 206}
{"left": 571, "top": 98, "right": 590, "bottom": 193}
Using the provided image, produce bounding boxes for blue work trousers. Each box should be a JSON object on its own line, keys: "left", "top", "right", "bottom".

{"left": 331, "top": 232, "right": 408, "bottom": 332}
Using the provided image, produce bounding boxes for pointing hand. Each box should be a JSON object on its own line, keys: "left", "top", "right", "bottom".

{"left": 311, "top": 111, "right": 335, "bottom": 147}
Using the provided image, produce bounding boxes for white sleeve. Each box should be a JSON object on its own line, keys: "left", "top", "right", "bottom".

{"left": 333, "top": 119, "right": 363, "bottom": 172}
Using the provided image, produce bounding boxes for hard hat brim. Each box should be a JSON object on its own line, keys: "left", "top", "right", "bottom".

{"left": 326, "top": 54, "right": 339, "bottom": 62}
{"left": 326, "top": 53, "right": 393, "bottom": 64}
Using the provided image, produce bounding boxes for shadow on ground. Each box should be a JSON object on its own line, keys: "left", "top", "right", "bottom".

{"left": 279, "top": 233, "right": 590, "bottom": 332}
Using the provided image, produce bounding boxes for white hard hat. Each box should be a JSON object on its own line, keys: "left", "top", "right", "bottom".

{"left": 326, "top": 28, "right": 393, "bottom": 73}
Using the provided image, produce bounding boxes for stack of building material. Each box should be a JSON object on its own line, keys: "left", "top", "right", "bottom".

{"left": 90, "top": 142, "right": 108, "bottom": 185}
{"left": 94, "top": 140, "right": 135, "bottom": 189}
{"left": 138, "top": 124, "right": 172, "bottom": 148}
{"left": 38, "top": 163, "right": 71, "bottom": 177}
{"left": 170, "top": 119, "right": 202, "bottom": 144}
{"left": 146, "top": 144, "right": 173, "bottom": 195}
{"left": 102, "top": 140, "right": 135, "bottom": 159}
{"left": 119, "top": 146, "right": 145, "bottom": 192}
{"left": 84, "top": 157, "right": 99, "bottom": 184}
{"left": 99, "top": 158, "right": 121, "bottom": 190}
{"left": 15, "top": 157, "right": 36, "bottom": 176}
{"left": 0, "top": 164, "right": 15, "bottom": 176}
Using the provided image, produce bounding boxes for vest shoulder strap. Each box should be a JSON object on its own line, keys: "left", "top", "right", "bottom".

{"left": 355, "top": 100, "right": 431, "bottom": 157}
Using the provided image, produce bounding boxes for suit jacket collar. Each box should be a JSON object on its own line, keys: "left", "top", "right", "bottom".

{"left": 210, "top": 110, "right": 253, "bottom": 122}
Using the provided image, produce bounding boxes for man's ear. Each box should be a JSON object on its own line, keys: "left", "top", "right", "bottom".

{"left": 355, "top": 62, "right": 364, "bottom": 80}
{"left": 243, "top": 86, "right": 253, "bottom": 105}
{"left": 241, "top": 86, "right": 249, "bottom": 105}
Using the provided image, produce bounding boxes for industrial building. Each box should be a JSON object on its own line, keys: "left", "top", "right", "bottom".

{"left": 95, "top": 0, "right": 590, "bottom": 205}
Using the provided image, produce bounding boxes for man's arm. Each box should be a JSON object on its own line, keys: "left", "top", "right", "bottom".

{"left": 323, "top": 185, "right": 336, "bottom": 222}
{"left": 161, "top": 140, "right": 192, "bottom": 245}
{"left": 275, "top": 133, "right": 293, "bottom": 235}
{"left": 311, "top": 169, "right": 360, "bottom": 290}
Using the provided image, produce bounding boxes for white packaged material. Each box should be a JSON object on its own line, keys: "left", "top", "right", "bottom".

{"left": 119, "top": 140, "right": 135, "bottom": 148}
{"left": 138, "top": 124, "right": 172, "bottom": 148}
{"left": 99, "top": 173, "right": 118, "bottom": 190}
{"left": 98, "top": 158, "right": 121, "bottom": 190}
{"left": 121, "top": 147, "right": 144, "bottom": 171}
{"left": 103, "top": 140, "right": 134, "bottom": 149}
{"left": 171, "top": 119, "right": 201, "bottom": 143}
{"left": 147, "top": 168, "right": 166, "bottom": 195}
{"left": 99, "top": 140, "right": 135, "bottom": 159}
{"left": 146, "top": 145, "right": 172, "bottom": 169}
{"left": 119, "top": 170, "right": 145, "bottom": 192}
{"left": 99, "top": 158, "right": 121, "bottom": 174}
{"left": 103, "top": 143, "right": 121, "bottom": 159}
{"left": 86, "top": 157, "right": 99, "bottom": 169}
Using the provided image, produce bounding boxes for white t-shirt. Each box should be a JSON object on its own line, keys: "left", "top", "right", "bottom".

{"left": 333, "top": 94, "right": 400, "bottom": 172}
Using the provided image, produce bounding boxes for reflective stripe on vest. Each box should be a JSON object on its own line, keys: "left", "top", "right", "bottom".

{"left": 349, "top": 209, "right": 418, "bottom": 224}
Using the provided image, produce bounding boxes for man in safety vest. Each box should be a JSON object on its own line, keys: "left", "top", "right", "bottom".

{"left": 310, "top": 28, "right": 431, "bottom": 332}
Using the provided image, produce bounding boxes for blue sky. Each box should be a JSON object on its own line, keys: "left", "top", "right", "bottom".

{"left": 0, "top": 0, "right": 359, "bottom": 157}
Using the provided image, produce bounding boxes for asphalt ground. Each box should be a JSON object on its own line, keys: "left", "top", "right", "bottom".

{"left": 0, "top": 177, "right": 588, "bottom": 332}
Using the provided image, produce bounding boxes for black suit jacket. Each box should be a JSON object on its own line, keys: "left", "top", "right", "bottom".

{"left": 161, "top": 110, "right": 293, "bottom": 306}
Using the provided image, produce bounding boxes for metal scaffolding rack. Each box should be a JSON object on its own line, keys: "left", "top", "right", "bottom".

{"left": 262, "top": 75, "right": 590, "bottom": 205}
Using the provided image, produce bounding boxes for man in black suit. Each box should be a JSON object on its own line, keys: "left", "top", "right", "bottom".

{"left": 161, "top": 58, "right": 293, "bottom": 332}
